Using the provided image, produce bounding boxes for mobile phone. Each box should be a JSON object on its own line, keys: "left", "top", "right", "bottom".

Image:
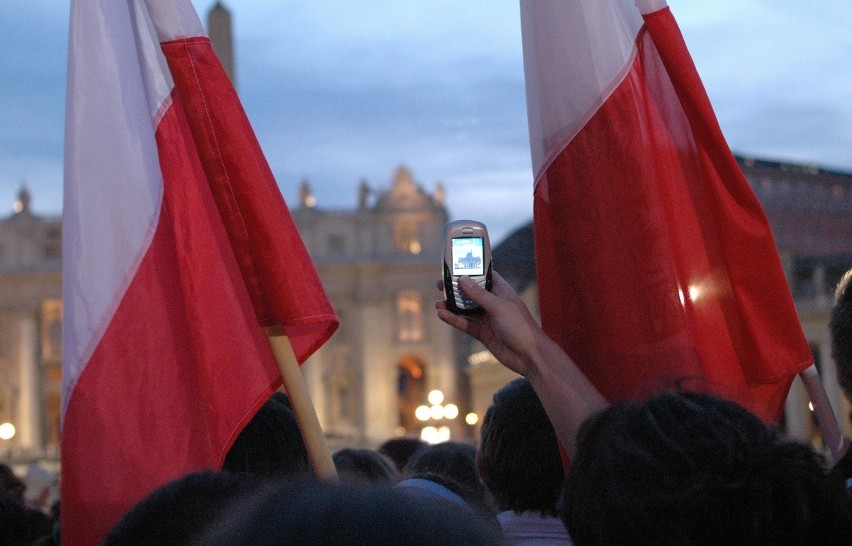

{"left": 443, "top": 220, "right": 492, "bottom": 315}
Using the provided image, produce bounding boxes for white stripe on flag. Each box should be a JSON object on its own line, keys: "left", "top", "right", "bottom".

{"left": 520, "top": 0, "right": 644, "bottom": 186}
{"left": 62, "top": 0, "right": 172, "bottom": 415}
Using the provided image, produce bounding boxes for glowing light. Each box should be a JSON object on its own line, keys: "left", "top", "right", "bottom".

{"left": 0, "top": 422, "right": 15, "bottom": 440}
{"left": 468, "top": 350, "right": 494, "bottom": 366}
{"left": 421, "top": 426, "right": 438, "bottom": 444}
{"left": 415, "top": 405, "right": 431, "bottom": 422}
{"left": 444, "top": 404, "right": 459, "bottom": 419}
{"left": 437, "top": 426, "right": 451, "bottom": 443}
{"left": 428, "top": 390, "right": 444, "bottom": 405}
{"left": 808, "top": 402, "right": 814, "bottom": 412}
{"left": 394, "top": 426, "right": 406, "bottom": 437}
{"left": 465, "top": 413, "right": 479, "bottom": 426}
{"left": 430, "top": 404, "right": 445, "bottom": 420}
{"left": 679, "top": 284, "right": 705, "bottom": 305}
{"left": 688, "top": 285, "right": 700, "bottom": 301}
{"left": 409, "top": 241, "right": 422, "bottom": 254}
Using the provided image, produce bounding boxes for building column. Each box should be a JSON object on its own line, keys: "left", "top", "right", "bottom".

{"left": 17, "top": 314, "right": 43, "bottom": 452}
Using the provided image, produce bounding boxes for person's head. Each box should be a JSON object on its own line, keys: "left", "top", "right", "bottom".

{"left": 563, "top": 391, "right": 852, "bottom": 546}
{"left": 222, "top": 392, "right": 312, "bottom": 480}
{"left": 478, "top": 377, "right": 563, "bottom": 515}
{"left": 195, "top": 480, "right": 507, "bottom": 545}
{"left": 333, "top": 448, "right": 399, "bottom": 484}
{"left": 102, "top": 470, "right": 270, "bottom": 545}
{"left": 404, "top": 441, "right": 496, "bottom": 517}
{"left": 0, "top": 463, "right": 26, "bottom": 504}
{"left": 0, "top": 489, "right": 52, "bottom": 545}
{"left": 831, "top": 268, "right": 852, "bottom": 401}
{"left": 378, "top": 437, "right": 427, "bottom": 473}
{"left": 403, "top": 441, "right": 477, "bottom": 483}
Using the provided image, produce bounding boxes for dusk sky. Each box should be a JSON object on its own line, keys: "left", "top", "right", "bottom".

{"left": 2, "top": 0, "right": 851, "bottom": 243}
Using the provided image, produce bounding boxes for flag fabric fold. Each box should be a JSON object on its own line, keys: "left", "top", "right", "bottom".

{"left": 520, "top": 0, "right": 811, "bottom": 422}
{"left": 62, "top": 1, "right": 338, "bottom": 544}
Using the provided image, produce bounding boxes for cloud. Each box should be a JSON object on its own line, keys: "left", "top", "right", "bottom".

{"left": 3, "top": 0, "right": 851, "bottom": 243}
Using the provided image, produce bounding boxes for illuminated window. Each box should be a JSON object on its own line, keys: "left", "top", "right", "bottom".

{"left": 40, "top": 300, "right": 63, "bottom": 363}
{"left": 394, "top": 220, "right": 421, "bottom": 254}
{"left": 397, "top": 291, "right": 423, "bottom": 342}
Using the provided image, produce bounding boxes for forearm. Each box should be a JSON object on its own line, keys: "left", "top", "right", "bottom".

{"left": 436, "top": 272, "right": 608, "bottom": 456}
{"left": 522, "top": 330, "right": 609, "bottom": 458}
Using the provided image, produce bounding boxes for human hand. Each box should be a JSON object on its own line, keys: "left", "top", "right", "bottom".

{"left": 435, "top": 271, "right": 543, "bottom": 377}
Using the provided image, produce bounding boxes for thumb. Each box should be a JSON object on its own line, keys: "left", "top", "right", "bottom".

{"left": 457, "top": 276, "right": 497, "bottom": 311}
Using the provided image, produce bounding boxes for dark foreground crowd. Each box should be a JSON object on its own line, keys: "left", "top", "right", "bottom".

{"left": 3, "top": 270, "right": 852, "bottom": 545}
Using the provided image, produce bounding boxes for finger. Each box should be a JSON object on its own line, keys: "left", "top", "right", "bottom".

{"left": 457, "top": 276, "right": 500, "bottom": 311}
{"left": 435, "top": 279, "right": 444, "bottom": 293}
{"left": 436, "top": 308, "right": 475, "bottom": 333}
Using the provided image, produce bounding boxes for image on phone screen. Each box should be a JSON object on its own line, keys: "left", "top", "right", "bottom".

{"left": 451, "top": 237, "right": 484, "bottom": 276}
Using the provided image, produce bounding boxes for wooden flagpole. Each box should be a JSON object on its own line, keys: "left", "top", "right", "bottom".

{"left": 266, "top": 329, "right": 338, "bottom": 479}
{"left": 799, "top": 365, "right": 848, "bottom": 464}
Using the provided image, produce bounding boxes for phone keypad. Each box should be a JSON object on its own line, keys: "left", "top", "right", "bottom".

{"left": 452, "top": 278, "right": 487, "bottom": 309}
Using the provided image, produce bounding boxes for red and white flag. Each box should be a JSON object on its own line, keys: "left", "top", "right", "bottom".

{"left": 521, "top": 0, "right": 811, "bottom": 421}
{"left": 62, "top": 1, "right": 337, "bottom": 543}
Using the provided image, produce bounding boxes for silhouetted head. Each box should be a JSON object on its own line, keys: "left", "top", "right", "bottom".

{"left": 333, "top": 448, "right": 399, "bottom": 484}
{"left": 378, "top": 437, "right": 427, "bottom": 473}
{"left": 195, "top": 480, "right": 507, "bottom": 545}
{"left": 563, "top": 391, "right": 852, "bottom": 546}
{"left": 102, "top": 470, "right": 270, "bottom": 546}
{"left": 831, "top": 269, "right": 852, "bottom": 400}
{"left": 222, "top": 392, "right": 312, "bottom": 480}
{"left": 478, "top": 378, "right": 563, "bottom": 515}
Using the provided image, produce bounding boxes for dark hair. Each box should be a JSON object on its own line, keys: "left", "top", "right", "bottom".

{"left": 404, "top": 441, "right": 496, "bottom": 517}
{"left": 831, "top": 269, "right": 852, "bottom": 399}
{"left": 333, "top": 448, "right": 399, "bottom": 484}
{"left": 478, "top": 378, "right": 563, "bottom": 515}
{"left": 194, "top": 480, "right": 507, "bottom": 545}
{"left": 102, "top": 470, "right": 270, "bottom": 545}
{"left": 378, "top": 437, "right": 427, "bottom": 472}
{"left": 563, "top": 391, "right": 852, "bottom": 546}
{"left": 0, "top": 489, "right": 53, "bottom": 545}
{"left": 0, "top": 463, "right": 26, "bottom": 503}
{"left": 222, "top": 392, "right": 312, "bottom": 479}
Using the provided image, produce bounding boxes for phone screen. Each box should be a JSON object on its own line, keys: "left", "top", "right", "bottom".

{"left": 451, "top": 237, "right": 485, "bottom": 276}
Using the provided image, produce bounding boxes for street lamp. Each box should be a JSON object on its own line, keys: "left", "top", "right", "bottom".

{"left": 0, "top": 422, "right": 15, "bottom": 441}
{"left": 415, "top": 389, "right": 459, "bottom": 444}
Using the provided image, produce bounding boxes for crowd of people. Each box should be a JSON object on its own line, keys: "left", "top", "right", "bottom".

{"left": 2, "top": 269, "right": 852, "bottom": 545}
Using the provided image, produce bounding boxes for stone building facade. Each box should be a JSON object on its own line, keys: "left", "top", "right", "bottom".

{"left": 0, "top": 167, "right": 469, "bottom": 464}
{"left": 0, "top": 189, "right": 62, "bottom": 464}
{"left": 1, "top": 155, "right": 851, "bottom": 465}
{"left": 290, "top": 166, "right": 473, "bottom": 448}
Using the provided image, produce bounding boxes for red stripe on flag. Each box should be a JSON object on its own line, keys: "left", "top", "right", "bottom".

{"left": 61, "top": 97, "right": 281, "bottom": 545}
{"left": 62, "top": 2, "right": 338, "bottom": 543}
{"left": 159, "top": 36, "right": 338, "bottom": 360}
{"left": 533, "top": 9, "right": 810, "bottom": 422}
